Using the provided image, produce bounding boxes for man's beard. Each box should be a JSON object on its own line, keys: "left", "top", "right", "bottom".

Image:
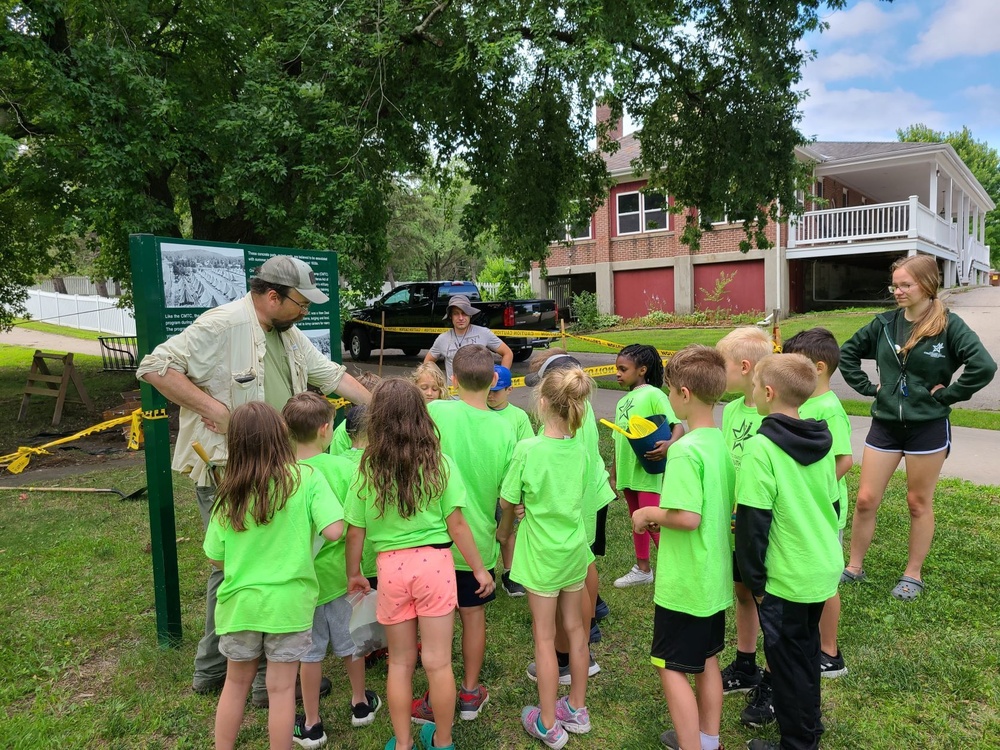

{"left": 272, "top": 320, "right": 295, "bottom": 333}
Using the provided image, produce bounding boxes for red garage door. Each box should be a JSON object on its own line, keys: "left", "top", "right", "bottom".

{"left": 613, "top": 268, "right": 675, "bottom": 318}
{"left": 693, "top": 260, "right": 764, "bottom": 313}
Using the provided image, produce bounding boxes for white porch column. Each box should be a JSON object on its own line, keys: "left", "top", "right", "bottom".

{"left": 929, "top": 165, "right": 938, "bottom": 214}
{"left": 947, "top": 177, "right": 954, "bottom": 223}
{"left": 943, "top": 260, "right": 955, "bottom": 288}
{"left": 595, "top": 262, "right": 614, "bottom": 314}
{"left": 907, "top": 195, "right": 919, "bottom": 238}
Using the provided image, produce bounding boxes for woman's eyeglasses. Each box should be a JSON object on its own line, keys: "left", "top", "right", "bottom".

{"left": 888, "top": 283, "right": 915, "bottom": 294}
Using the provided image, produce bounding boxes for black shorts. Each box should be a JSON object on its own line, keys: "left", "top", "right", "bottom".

{"left": 732, "top": 551, "right": 743, "bottom": 584}
{"left": 865, "top": 417, "right": 951, "bottom": 456}
{"left": 590, "top": 504, "right": 609, "bottom": 557}
{"left": 456, "top": 568, "right": 497, "bottom": 608}
{"left": 366, "top": 575, "right": 379, "bottom": 591}
{"left": 651, "top": 605, "right": 725, "bottom": 674}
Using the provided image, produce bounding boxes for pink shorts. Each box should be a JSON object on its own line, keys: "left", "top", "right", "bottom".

{"left": 375, "top": 546, "right": 458, "bottom": 626}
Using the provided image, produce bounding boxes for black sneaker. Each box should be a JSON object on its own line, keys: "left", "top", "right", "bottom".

{"left": 292, "top": 714, "right": 327, "bottom": 749}
{"left": 589, "top": 622, "right": 602, "bottom": 644}
{"left": 820, "top": 650, "right": 847, "bottom": 679}
{"left": 746, "top": 740, "right": 779, "bottom": 750}
{"left": 501, "top": 571, "right": 526, "bottom": 597}
{"left": 741, "top": 682, "right": 775, "bottom": 728}
{"left": 351, "top": 689, "right": 382, "bottom": 727}
{"left": 721, "top": 659, "right": 762, "bottom": 694}
{"left": 594, "top": 597, "right": 610, "bottom": 621}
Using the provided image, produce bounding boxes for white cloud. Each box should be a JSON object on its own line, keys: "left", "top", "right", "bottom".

{"left": 821, "top": 1, "right": 919, "bottom": 42}
{"left": 908, "top": 0, "right": 1000, "bottom": 63}
{"left": 798, "top": 82, "right": 949, "bottom": 142}
{"left": 805, "top": 50, "right": 895, "bottom": 84}
{"left": 959, "top": 85, "right": 1000, "bottom": 146}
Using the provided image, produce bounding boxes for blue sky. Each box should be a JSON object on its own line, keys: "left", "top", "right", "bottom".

{"left": 798, "top": 0, "right": 1000, "bottom": 148}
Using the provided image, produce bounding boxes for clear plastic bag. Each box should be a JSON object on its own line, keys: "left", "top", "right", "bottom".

{"left": 348, "top": 589, "right": 386, "bottom": 660}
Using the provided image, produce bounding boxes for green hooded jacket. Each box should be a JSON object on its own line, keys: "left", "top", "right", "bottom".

{"left": 840, "top": 308, "right": 996, "bottom": 425}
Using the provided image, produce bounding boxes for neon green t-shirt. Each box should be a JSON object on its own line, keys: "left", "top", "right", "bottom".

{"left": 203, "top": 465, "right": 343, "bottom": 634}
{"left": 798, "top": 390, "right": 852, "bottom": 530}
{"left": 653, "top": 428, "right": 734, "bottom": 617}
{"left": 302, "top": 453, "right": 353, "bottom": 604}
{"left": 429, "top": 399, "right": 516, "bottom": 572}
{"left": 328, "top": 420, "right": 352, "bottom": 457}
{"left": 613, "top": 384, "right": 678, "bottom": 493}
{"left": 736, "top": 433, "right": 842, "bottom": 603}
{"left": 343, "top": 454, "right": 467, "bottom": 554}
{"left": 722, "top": 397, "right": 765, "bottom": 551}
{"left": 263, "top": 327, "right": 293, "bottom": 413}
{"left": 336, "top": 448, "right": 377, "bottom": 578}
{"left": 501, "top": 435, "right": 592, "bottom": 592}
{"left": 490, "top": 402, "right": 534, "bottom": 442}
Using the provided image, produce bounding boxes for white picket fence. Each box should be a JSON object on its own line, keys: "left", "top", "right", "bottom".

{"left": 25, "top": 290, "right": 136, "bottom": 336}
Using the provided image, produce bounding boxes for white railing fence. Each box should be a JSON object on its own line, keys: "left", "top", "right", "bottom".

{"left": 791, "top": 200, "right": 912, "bottom": 246}
{"left": 25, "top": 290, "right": 136, "bottom": 336}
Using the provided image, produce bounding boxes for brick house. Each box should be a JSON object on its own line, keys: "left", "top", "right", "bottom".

{"left": 532, "top": 115, "right": 995, "bottom": 318}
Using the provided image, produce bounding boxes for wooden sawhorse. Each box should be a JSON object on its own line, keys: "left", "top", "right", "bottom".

{"left": 17, "top": 350, "right": 95, "bottom": 427}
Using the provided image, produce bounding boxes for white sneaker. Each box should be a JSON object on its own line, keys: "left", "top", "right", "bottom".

{"left": 614, "top": 564, "right": 654, "bottom": 588}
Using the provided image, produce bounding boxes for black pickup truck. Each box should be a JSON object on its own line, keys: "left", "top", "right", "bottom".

{"left": 342, "top": 281, "right": 560, "bottom": 362}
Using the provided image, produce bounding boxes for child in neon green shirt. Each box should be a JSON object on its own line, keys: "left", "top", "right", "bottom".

{"left": 783, "top": 328, "right": 854, "bottom": 680}
{"left": 632, "top": 345, "right": 732, "bottom": 750}
{"left": 735, "top": 354, "right": 842, "bottom": 750}
{"left": 204, "top": 402, "right": 344, "bottom": 750}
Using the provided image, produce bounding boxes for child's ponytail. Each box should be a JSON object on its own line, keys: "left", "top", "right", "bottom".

{"left": 539, "top": 367, "right": 594, "bottom": 436}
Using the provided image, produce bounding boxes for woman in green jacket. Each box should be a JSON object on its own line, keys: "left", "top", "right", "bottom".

{"left": 839, "top": 254, "right": 996, "bottom": 601}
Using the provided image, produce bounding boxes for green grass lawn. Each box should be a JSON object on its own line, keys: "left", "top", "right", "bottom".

{"left": 2, "top": 460, "right": 998, "bottom": 748}
{"left": 564, "top": 309, "right": 884, "bottom": 354}
{"left": 13, "top": 320, "right": 106, "bottom": 341}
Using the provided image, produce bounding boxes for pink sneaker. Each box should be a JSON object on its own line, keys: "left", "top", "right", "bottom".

{"left": 555, "top": 696, "right": 591, "bottom": 733}
{"left": 521, "top": 706, "right": 568, "bottom": 749}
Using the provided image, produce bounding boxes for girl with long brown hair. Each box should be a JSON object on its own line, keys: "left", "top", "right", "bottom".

{"left": 343, "top": 378, "right": 493, "bottom": 750}
{"left": 204, "top": 401, "right": 344, "bottom": 750}
{"left": 840, "top": 254, "right": 996, "bottom": 601}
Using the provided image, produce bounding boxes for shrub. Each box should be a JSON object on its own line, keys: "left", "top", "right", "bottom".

{"left": 570, "top": 291, "right": 622, "bottom": 331}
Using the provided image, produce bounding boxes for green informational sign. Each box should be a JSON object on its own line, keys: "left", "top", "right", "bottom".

{"left": 129, "top": 234, "right": 341, "bottom": 647}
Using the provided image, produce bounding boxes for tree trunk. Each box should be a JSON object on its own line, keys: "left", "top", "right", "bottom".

{"left": 52, "top": 276, "right": 68, "bottom": 295}
{"left": 95, "top": 279, "right": 110, "bottom": 297}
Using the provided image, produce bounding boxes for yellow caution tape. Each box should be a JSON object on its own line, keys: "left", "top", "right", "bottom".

{"left": 1, "top": 409, "right": 143, "bottom": 474}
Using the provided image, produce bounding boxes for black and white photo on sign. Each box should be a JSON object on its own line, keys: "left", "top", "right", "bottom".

{"left": 161, "top": 244, "right": 246, "bottom": 309}
{"left": 303, "top": 328, "right": 332, "bottom": 359}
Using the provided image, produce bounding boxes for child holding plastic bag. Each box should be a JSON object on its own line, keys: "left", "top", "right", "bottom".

{"left": 203, "top": 402, "right": 344, "bottom": 750}
{"left": 345, "top": 378, "right": 495, "bottom": 750}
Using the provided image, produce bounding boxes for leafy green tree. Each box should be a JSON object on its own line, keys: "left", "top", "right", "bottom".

{"left": 898, "top": 124, "right": 1000, "bottom": 269}
{"left": 1, "top": 0, "right": 848, "bottom": 328}
{"left": 477, "top": 256, "right": 532, "bottom": 301}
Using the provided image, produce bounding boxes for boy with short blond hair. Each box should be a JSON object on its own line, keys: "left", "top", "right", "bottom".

{"left": 633, "top": 345, "right": 733, "bottom": 750}
{"left": 281, "top": 393, "right": 381, "bottom": 749}
{"left": 414, "top": 345, "right": 517, "bottom": 723}
{"left": 715, "top": 326, "right": 775, "bottom": 720}
{"left": 782, "top": 328, "right": 853, "bottom": 679}
{"left": 735, "top": 354, "right": 842, "bottom": 750}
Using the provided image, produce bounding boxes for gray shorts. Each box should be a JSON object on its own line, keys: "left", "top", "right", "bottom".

{"left": 218, "top": 629, "right": 313, "bottom": 663}
{"left": 302, "top": 595, "right": 355, "bottom": 662}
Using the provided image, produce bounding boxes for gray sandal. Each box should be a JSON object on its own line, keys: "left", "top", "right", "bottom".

{"left": 891, "top": 575, "right": 924, "bottom": 601}
{"left": 840, "top": 567, "right": 866, "bottom": 584}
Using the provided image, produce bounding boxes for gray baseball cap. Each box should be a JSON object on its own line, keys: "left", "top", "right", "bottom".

{"left": 442, "top": 293, "right": 478, "bottom": 320}
{"left": 256, "top": 256, "right": 329, "bottom": 305}
{"left": 524, "top": 353, "right": 583, "bottom": 387}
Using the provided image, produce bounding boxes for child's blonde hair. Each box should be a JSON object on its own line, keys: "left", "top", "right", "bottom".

{"left": 716, "top": 326, "right": 773, "bottom": 367}
{"left": 410, "top": 362, "right": 447, "bottom": 399}
{"left": 538, "top": 366, "right": 593, "bottom": 436}
{"left": 755, "top": 354, "right": 817, "bottom": 408}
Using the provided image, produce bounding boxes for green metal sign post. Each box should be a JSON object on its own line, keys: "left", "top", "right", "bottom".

{"left": 129, "top": 234, "right": 341, "bottom": 648}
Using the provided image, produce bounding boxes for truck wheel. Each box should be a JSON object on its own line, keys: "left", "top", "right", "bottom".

{"left": 512, "top": 348, "right": 533, "bottom": 363}
{"left": 348, "top": 329, "right": 372, "bottom": 362}
{"left": 401, "top": 347, "right": 421, "bottom": 358}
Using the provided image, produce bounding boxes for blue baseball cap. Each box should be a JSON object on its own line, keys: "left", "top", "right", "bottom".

{"left": 491, "top": 365, "right": 512, "bottom": 391}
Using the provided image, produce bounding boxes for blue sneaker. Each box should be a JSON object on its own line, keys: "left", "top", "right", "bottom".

{"left": 594, "top": 597, "right": 610, "bottom": 621}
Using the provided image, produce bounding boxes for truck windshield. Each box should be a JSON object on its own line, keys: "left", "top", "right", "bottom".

{"left": 438, "top": 282, "right": 479, "bottom": 301}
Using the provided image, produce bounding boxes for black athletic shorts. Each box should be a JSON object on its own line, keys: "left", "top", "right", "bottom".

{"left": 456, "top": 568, "right": 497, "bottom": 608}
{"left": 590, "top": 504, "right": 609, "bottom": 557}
{"left": 732, "top": 551, "right": 743, "bottom": 584}
{"left": 651, "top": 605, "right": 725, "bottom": 674}
{"left": 865, "top": 417, "right": 951, "bottom": 456}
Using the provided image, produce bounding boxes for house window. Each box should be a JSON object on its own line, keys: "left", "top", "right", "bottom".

{"left": 617, "top": 192, "right": 641, "bottom": 234}
{"left": 842, "top": 187, "right": 849, "bottom": 208}
{"left": 568, "top": 215, "right": 592, "bottom": 240}
{"left": 616, "top": 190, "right": 669, "bottom": 234}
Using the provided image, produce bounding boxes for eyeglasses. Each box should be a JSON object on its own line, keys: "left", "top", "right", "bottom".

{"left": 281, "top": 293, "right": 311, "bottom": 313}
{"left": 888, "top": 283, "right": 915, "bottom": 294}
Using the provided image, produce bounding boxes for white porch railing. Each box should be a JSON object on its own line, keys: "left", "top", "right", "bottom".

{"left": 968, "top": 237, "right": 991, "bottom": 270}
{"left": 788, "top": 195, "right": 958, "bottom": 256}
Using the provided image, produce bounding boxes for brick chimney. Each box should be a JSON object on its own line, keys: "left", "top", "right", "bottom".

{"left": 596, "top": 102, "right": 623, "bottom": 143}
